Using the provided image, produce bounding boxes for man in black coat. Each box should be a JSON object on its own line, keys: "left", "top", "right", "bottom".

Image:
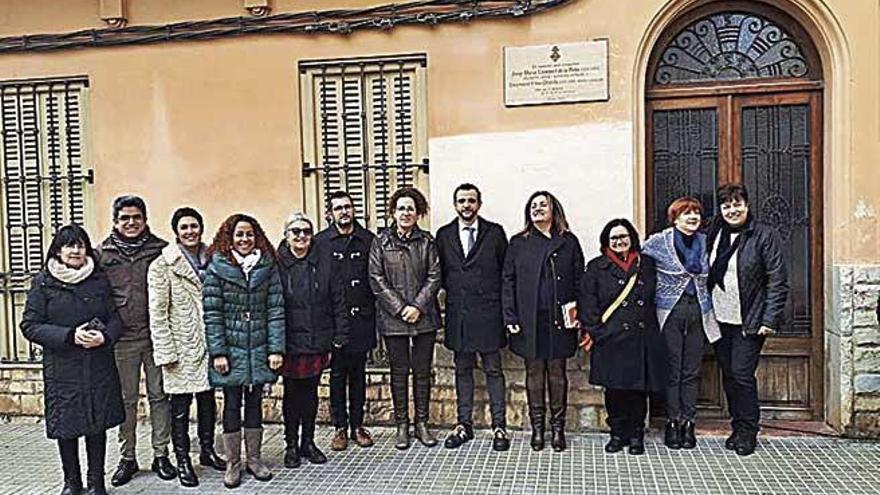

{"left": 707, "top": 183, "right": 788, "bottom": 457}
{"left": 314, "top": 191, "right": 378, "bottom": 452}
{"left": 436, "top": 183, "right": 510, "bottom": 452}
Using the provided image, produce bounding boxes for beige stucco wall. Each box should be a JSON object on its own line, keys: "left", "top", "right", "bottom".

{"left": 0, "top": 0, "right": 875, "bottom": 262}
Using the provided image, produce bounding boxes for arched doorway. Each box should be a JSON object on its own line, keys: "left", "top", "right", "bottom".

{"left": 645, "top": 1, "right": 824, "bottom": 420}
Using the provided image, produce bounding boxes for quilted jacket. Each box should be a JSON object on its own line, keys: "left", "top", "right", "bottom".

{"left": 203, "top": 252, "right": 285, "bottom": 387}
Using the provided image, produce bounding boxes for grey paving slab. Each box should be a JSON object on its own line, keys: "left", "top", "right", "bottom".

{"left": 1, "top": 422, "right": 879, "bottom": 494}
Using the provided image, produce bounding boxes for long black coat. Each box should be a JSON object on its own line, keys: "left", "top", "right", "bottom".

{"left": 20, "top": 267, "right": 125, "bottom": 440}
{"left": 706, "top": 218, "right": 789, "bottom": 335}
{"left": 277, "top": 241, "right": 349, "bottom": 356}
{"left": 502, "top": 230, "right": 584, "bottom": 360}
{"left": 436, "top": 217, "right": 508, "bottom": 353}
{"left": 578, "top": 254, "right": 667, "bottom": 391}
{"left": 314, "top": 222, "right": 377, "bottom": 353}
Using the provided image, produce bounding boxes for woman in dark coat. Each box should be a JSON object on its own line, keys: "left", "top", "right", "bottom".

{"left": 579, "top": 219, "right": 666, "bottom": 456}
{"left": 368, "top": 187, "right": 442, "bottom": 450}
{"left": 707, "top": 184, "right": 788, "bottom": 456}
{"left": 203, "top": 214, "right": 285, "bottom": 489}
{"left": 502, "top": 191, "right": 584, "bottom": 452}
{"left": 277, "top": 212, "right": 349, "bottom": 469}
{"left": 21, "top": 224, "right": 124, "bottom": 495}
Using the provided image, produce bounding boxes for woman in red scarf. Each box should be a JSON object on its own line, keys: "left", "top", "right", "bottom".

{"left": 578, "top": 219, "right": 667, "bottom": 455}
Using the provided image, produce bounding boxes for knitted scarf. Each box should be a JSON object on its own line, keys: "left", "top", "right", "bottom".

{"left": 47, "top": 256, "right": 95, "bottom": 285}
{"left": 232, "top": 249, "right": 262, "bottom": 280}
{"left": 110, "top": 228, "right": 151, "bottom": 258}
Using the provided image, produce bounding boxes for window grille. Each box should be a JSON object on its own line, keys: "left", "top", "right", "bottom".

{"left": 300, "top": 54, "right": 429, "bottom": 231}
{"left": 0, "top": 76, "right": 93, "bottom": 363}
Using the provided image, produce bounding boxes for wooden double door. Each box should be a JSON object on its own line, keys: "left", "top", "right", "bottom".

{"left": 646, "top": 89, "right": 823, "bottom": 420}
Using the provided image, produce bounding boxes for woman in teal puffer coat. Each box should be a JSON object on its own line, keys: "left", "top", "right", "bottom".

{"left": 203, "top": 213, "right": 285, "bottom": 489}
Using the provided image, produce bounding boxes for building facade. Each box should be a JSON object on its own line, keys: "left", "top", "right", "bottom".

{"left": 0, "top": 0, "right": 877, "bottom": 436}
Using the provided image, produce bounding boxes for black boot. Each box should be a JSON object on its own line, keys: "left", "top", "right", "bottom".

{"left": 530, "top": 419, "right": 545, "bottom": 451}
{"left": 58, "top": 439, "right": 84, "bottom": 495}
{"left": 299, "top": 421, "right": 327, "bottom": 464}
{"left": 172, "top": 410, "right": 199, "bottom": 487}
{"left": 664, "top": 420, "right": 682, "bottom": 450}
{"left": 284, "top": 434, "right": 302, "bottom": 469}
{"left": 395, "top": 422, "right": 411, "bottom": 450}
{"left": 413, "top": 371, "right": 437, "bottom": 447}
{"left": 550, "top": 420, "right": 566, "bottom": 452}
{"left": 85, "top": 474, "right": 107, "bottom": 495}
{"left": 196, "top": 391, "right": 226, "bottom": 471}
{"left": 680, "top": 420, "right": 697, "bottom": 449}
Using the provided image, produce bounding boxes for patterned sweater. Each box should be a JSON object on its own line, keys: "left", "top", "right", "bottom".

{"left": 642, "top": 227, "right": 721, "bottom": 343}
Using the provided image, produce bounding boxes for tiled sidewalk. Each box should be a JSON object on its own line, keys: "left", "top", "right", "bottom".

{"left": 1, "top": 422, "right": 879, "bottom": 494}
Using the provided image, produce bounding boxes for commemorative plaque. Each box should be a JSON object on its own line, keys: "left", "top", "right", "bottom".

{"left": 504, "top": 40, "right": 609, "bottom": 106}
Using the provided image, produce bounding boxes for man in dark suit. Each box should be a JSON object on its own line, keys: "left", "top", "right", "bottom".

{"left": 436, "top": 183, "right": 510, "bottom": 451}
{"left": 314, "top": 191, "right": 377, "bottom": 453}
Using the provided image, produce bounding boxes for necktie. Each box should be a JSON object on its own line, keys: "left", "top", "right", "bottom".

{"left": 464, "top": 227, "right": 475, "bottom": 256}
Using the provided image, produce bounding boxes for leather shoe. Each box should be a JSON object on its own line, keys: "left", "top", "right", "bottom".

{"left": 492, "top": 427, "right": 511, "bottom": 452}
{"left": 736, "top": 436, "right": 757, "bottom": 456}
{"left": 551, "top": 427, "right": 566, "bottom": 452}
{"left": 680, "top": 420, "right": 697, "bottom": 449}
{"left": 284, "top": 446, "right": 301, "bottom": 469}
{"left": 414, "top": 422, "right": 437, "bottom": 447}
{"left": 299, "top": 440, "right": 328, "bottom": 464}
{"left": 604, "top": 436, "right": 625, "bottom": 453}
{"left": 628, "top": 435, "right": 645, "bottom": 456}
{"left": 110, "top": 459, "right": 138, "bottom": 487}
{"left": 331, "top": 428, "right": 348, "bottom": 451}
{"left": 444, "top": 423, "right": 474, "bottom": 449}
{"left": 395, "top": 423, "right": 410, "bottom": 450}
{"left": 725, "top": 431, "right": 739, "bottom": 451}
{"left": 151, "top": 456, "right": 178, "bottom": 481}
{"left": 351, "top": 427, "right": 374, "bottom": 448}
{"left": 664, "top": 420, "right": 681, "bottom": 450}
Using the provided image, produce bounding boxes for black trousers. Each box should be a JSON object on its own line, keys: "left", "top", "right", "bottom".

{"left": 282, "top": 375, "right": 320, "bottom": 445}
{"left": 664, "top": 294, "right": 706, "bottom": 422}
{"left": 454, "top": 350, "right": 506, "bottom": 428}
{"left": 329, "top": 350, "right": 369, "bottom": 430}
{"left": 714, "top": 323, "right": 765, "bottom": 438}
{"left": 605, "top": 389, "right": 648, "bottom": 440}
{"left": 58, "top": 431, "right": 107, "bottom": 481}
{"left": 384, "top": 331, "right": 436, "bottom": 424}
{"left": 222, "top": 385, "right": 263, "bottom": 433}
{"left": 170, "top": 390, "right": 218, "bottom": 454}
{"left": 524, "top": 358, "right": 567, "bottom": 426}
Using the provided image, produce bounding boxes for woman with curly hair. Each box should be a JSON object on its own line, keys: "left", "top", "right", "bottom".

{"left": 203, "top": 214, "right": 285, "bottom": 489}
{"left": 368, "top": 187, "right": 442, "bottom": 450}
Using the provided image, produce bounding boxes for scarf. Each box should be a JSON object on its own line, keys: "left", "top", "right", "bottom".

{"left": 673, "top": 228, "right": 703, "bottom": 274}
{"left": 178, "top": 243, "right": 208, "bottom": 281}
{"left": 47, "top": 256, "right": 94, "bottom": 285}
{"left": 232, "top": 249, "right": 261, "bottom": 280}
{"left": 110, "top": 228, "right": 151, "bottom": 258}
{"left": 708, "top": 218, "right": 750, "bottom": 291}
{"left": 603, "top": 247, "right": 639, "bottom": 274}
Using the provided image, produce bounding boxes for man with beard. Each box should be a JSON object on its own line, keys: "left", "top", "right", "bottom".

{"left": 96, "top": 195, "right": 176, "bottom": 486}
{"left": 314, "top": 191, "right": 378, "bottom": 451}
{"left": 436, "top": 183, "right": 510, "bottom": 451}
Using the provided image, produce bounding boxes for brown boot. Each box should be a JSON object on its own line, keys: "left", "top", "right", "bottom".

{"left": 222, "top": 431, "right": 242, "bottom": 489}
{"left": 330, "top": 428, "right": 348, "bottom": 451}
{"left": 243, "top": 428, "right": 272, "bottom": 482}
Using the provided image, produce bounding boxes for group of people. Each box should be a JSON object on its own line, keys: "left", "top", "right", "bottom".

{"left": 21, "top": 181, "right": 787, "bottom": 495}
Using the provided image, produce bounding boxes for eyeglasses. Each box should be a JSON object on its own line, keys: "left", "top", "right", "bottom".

{"left": 117, "top": 214, "right": 144, "bottom": 223}
{"left": 609, "top": 234, "right": 630, "bottom": 241}
{"left": 331, "top": 204, "right": 353, "bottom": 212}
{"left": 395, "top": 205, "right": 417, "bottom": 213}
{"left": 287, "top": 228, "right": 313, "bottom": 237}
